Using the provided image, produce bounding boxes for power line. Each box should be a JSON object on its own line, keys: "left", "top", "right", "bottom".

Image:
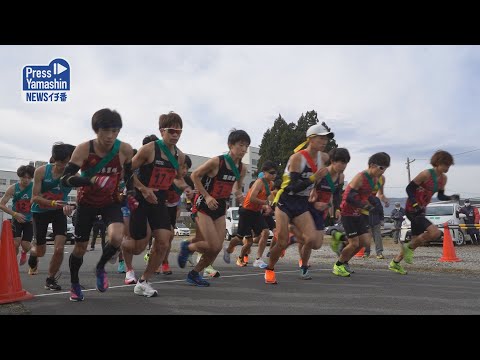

{"left": 452, "top": 148, "right": 480, "bottom": 156}
{"left": 0, "top": 155, "right": 33, "bottom": 161}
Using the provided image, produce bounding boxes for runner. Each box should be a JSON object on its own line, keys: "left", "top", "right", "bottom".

{"left": 0, "top": 164, "right": 35, "bottom": 266}
{"left": 178, "top": 129, "right": 249, "bottom": 286}
{"left": 295, "top": 147, "right": 350, "bottom": 271}
{"left": 130, "top": 111, "right": 191, "bottom": 297}
{"left": 222, "top": 161, "right": 277, "bottom": 269}
{"left": 154, "top": 154, "right": 193, "bottom": 275}
{"left": 29, "top": 143, "right": 76, "bottom": 291}
{"left": 332, "top": 152, "right": 390, "bottom": 277}
{"left": 123, "top": 136, "right": 157, "bottom": 285}
{"left": 389, "top": 150, "right": 458, "bottom": 275}
{"left": 266, "top": 123, "right": 331, "bottom": 284}
{"left": 60, "top": 108, "right": 135, "bottom": 301}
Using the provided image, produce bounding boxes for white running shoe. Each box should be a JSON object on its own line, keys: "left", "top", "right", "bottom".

{"left": 124, "top": 270, "right": 137, "bottom": 285}
{"left": 203, "top": 265, "right": 220, "bottom": 278}
{"left": 253, "top": 258, "right": 268, "bottom": 269}
{"left": 187, "top": 253, "right": 195, "bottom": 267}
{"left": 134, "top": 280, "right": 158, "bottom": 297}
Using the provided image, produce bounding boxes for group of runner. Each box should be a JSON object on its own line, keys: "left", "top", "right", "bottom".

{"left": 0, "top": 108, "right": 460, "bottom": 301}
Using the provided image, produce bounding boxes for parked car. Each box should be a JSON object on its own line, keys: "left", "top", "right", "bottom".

{"left": 174, "top": 223, "right": 191, "bottom": 236}
{"left": 399, "top": 201, "right": 466, "bottom": 246}
{"left": 381, "top": 216, "right": 395, "bottom": 237}
{"left": 46, "top": 216, "right": 75, "bottom": 245}
{"left": 326, "top": 217, "right": 394, "bottom": 238}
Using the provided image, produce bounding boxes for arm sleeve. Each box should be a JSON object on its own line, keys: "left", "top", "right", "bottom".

{"left": 61, "top": 163, "right": 92, "bottom": 187}
{"left": 437, "top": 189, "right": 452, "bottom": 201}
{"left": 346, "top": 188, "right": 366, "bottom": 208}
{"left": 406, "top": 181, "right": 420, "bottom": 204}
{"left": 123, "top": 161, "right": 134, "bottom": 192}
{"left": 332, "top": 183, "right": 343, "bottom": 210}
{"left": 284, "top": 172, "right": 315, "bottom": 194}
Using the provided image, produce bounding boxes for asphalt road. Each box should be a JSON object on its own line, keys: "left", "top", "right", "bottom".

{"left": 4, "top": 239, "right": 480, "bottom": 315}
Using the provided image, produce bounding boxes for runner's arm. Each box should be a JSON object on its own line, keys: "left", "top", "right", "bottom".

{"left": 0, "top": 185, "right": 16, "bottom": 216}
{"left": 31, "top": 166, "right": 55, "bottom": 208}
{"left": 406, "top": 170, "right": 429, "bottom": 207}
{"left": 191, "top": 157, "right": 219, "bottom": 199}
{"left": 61, "top": 142, "right": 92, "bottom": 187}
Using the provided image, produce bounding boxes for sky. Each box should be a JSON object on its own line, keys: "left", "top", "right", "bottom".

{"left": 1, "top": 45, "right": 479, "bottom": 199}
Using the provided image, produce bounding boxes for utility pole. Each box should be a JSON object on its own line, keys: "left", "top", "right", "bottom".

{"left": 406, "top": 157, "right": 415, "bottom": 182}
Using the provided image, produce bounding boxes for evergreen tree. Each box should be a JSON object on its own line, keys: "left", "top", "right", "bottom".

{"left": 258, "top": 110, "right": 338, "bottom": 176}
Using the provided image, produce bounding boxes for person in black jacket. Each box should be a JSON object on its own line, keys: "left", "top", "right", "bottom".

{"left": 90, "top": 215, "right": 106, "bottom": 250}
{"left": 365, "top": 196, "right": 385, "bottom": 259}
{"left": 391, "top": 202, "right": 406, "bottom": 244}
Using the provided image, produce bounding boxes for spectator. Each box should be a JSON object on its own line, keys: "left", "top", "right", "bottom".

{"left": 365, "top": 196, "right": 385, "bottom": 259}
{"left": 458, "top": 199, "right": 480, "bottom": 245}
{"left": 391, "top": 202, "right": 405, "bottom": 244}
{"left": 90, "top": 215, "right": 106, "bottom": 250}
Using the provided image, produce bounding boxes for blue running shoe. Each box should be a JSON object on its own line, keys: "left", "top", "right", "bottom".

{"left": 70, "top": 283, "right": 84, "bottom": 302}
{"left": 177, "top": 240, "right": 191, "bottom": 269}
{"left": 95, "top": 268, "right": 109, "bottom": 292}
{"left": 186, "top": 271, "right": 210, "bottom": 287}
{"left": 117, "top": 260, "right": 126, "bottom": 273}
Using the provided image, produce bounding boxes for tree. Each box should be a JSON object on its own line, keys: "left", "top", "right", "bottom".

{"left": 258, "top": 110, "right": 338, "bottom": 176}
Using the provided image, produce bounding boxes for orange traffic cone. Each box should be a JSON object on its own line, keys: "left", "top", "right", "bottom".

{"left": 0, "top": 220, "right": 34, "bottom": 304}
{"left": 438, "top": 222, "right": 461, "bottom": 262}
{"left": 354, "top": 246, "right": 365, "bottom": 257}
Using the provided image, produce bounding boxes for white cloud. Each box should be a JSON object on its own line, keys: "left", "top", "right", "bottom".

{"left": 1, "top": 45, "right": 479, "bottom": 198}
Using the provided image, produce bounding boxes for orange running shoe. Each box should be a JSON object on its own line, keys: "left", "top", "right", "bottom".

{"left": 298, "top": 259, "right": 311, "bottom": 268}
{"left": 236, "top": 257, "right": 247, "bottom": 267}
{"left": 264, "top": 269, "right": 277, "bottom": 284}
{"left": 162, "top": 262, "right": 172, "bottom": 275}
{"left": 243, "top": 255, "right": 249, "bottom": 265}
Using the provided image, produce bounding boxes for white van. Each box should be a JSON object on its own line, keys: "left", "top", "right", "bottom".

{"left": 400, "top": 201, "right": 467, "bottom": 246}
{"left": 224, "top": 206, "right": 274, "bottom": 242}
{"left": 225, "top": 207, "right": 240, "bottom": 240}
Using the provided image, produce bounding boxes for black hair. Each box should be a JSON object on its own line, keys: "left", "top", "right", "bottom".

{"left": 159, "top": 112, "right": 183, "bottom": 130}
{"left": 17, "top": 165, "right": 35, "bottom": 178}
{"left": 261, "top": 160, "right": 277, "bottom": 172}
{"left": 184, "top": 154, "right": 192, "bottom": 169}
{"left": 142, "top": 134, "right": 159, "bottom": 145}
{"left": 368, "top": 152, "right": 391, "bottom": 167}
{"left": 51, "top": 143, "right": 76, "bottom": 162}
{"left": 92, "top": 108, "right": 123, "bottom": 132}
{"left": 228, "top": 129, "right": 251, "bottom": 146}
{"left": 431, "top": 150, "right": 454, "bottom": 167}
{"left": 329, "top": 148, "right": 351, "bottom": 164}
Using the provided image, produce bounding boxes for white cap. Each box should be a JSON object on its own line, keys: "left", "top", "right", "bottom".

{"left": 306, "top": 124, "right": 334, "bottom": 139}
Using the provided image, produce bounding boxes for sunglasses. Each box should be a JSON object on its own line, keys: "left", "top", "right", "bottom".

{"left": 374, "top": 164, "right": 388, "bottom": 171}
{"left": 161, "top": 128, "right": 183, "bottom": 135}
{"left": 267, "top": 170, "right": 277, "bottom": 175}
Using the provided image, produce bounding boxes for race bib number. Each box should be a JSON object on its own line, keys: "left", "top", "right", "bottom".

{"left": 148, "top": 167, "right": 176, "bottom": 190}
{"left": 15, "top": 199, "right": 31, "bottom": 213}
{"left": 211, "top": 180, "right": 233, "bottom": 199}
{"left": 40, "top": 192, "right": 64, "bottom": 209}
